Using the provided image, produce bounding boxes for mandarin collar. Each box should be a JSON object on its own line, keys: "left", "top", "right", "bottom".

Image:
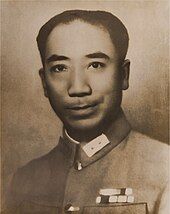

{"left": 58, "top": 109, "right": 131, "bottom": 169}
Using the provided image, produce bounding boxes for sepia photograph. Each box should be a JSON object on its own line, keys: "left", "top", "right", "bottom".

{"left": 1, "top": 1, "right": 169, "bottom": 213}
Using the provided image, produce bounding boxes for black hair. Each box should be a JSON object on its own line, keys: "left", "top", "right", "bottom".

{"left": 37, "top": 10, "right": 129, "bottom": 65}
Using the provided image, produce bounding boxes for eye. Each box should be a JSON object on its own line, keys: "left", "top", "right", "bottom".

{"left": 88, "top": 62, "right": 105, "bottom": 69}
{"left": 50, "top": 64, "right": 67, "bottom": 73}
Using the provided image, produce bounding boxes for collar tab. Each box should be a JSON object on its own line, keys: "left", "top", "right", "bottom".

{"left": 82, "top": 134, "right": 110, "bottom": 157}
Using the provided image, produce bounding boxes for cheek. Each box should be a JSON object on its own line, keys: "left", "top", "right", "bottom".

{"left": 45, "top": 79, "right": 67, "bottom": 108}
{"left": 90, "top": 73, "right": 120, "bottom": 94}
{"left": 46, "top": 76, "right": 67, "bottom": 95}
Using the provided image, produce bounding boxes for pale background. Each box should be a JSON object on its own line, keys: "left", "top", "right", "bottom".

{"left": 1, "top": 0, "right": 169, "bottom": 204}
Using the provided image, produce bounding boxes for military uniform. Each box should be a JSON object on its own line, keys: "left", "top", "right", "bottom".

{"left": 5, "top": 111, "right": 169, "bottom": 213}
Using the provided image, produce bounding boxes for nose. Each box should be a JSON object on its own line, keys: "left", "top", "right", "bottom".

{"left": 68, "top": 71, "right": 92, "bottom": 97}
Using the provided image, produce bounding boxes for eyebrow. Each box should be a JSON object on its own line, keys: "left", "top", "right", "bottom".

{"left": 47, "top": 52, "right": 110, "bottom": 63}
{"left": 47, "top": 54, "right": 70, "bottom": 63}
{"left": 85, "top": 52, "right": 110, "bottom": 60}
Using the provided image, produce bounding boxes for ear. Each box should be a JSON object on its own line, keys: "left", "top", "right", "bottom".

{"left": 120, "top": 59, "right": 130, "bottom": 90}
{"left": 39, "top": 68, "right": 48, "bottom": 97}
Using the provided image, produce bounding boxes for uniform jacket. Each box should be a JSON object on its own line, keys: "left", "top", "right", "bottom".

{"left": 5, "top": 111, "right": 169, "bottom": 213}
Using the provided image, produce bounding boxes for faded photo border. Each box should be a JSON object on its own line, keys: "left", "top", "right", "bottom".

{"left": 1, "top": 0, "right": 169, "bottom": 211}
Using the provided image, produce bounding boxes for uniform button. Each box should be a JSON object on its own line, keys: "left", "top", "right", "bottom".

{"left": 74, "top": 161, "right": 82, "bottom": 170}
{"left": 64, "top": 203, "right": 80, "bottom": 212}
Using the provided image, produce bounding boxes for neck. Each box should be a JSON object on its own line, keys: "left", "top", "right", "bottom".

{"left": 65, "top": 108, "right": 122, "bottom": 143}
{"left": 65, "top": 127, "right": 103, "bottom": 143}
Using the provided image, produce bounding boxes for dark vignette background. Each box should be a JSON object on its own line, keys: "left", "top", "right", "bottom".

{"left": 1, "top": 0, "right": 169, "bottom": 208}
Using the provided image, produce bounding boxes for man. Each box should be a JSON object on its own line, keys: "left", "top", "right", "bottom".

{"left": 5, "top": 10, "right": 169, "bottom": 213}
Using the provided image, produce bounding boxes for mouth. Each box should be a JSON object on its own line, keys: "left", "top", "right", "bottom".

{"left": 68, "top": 103, "right": 97, "bottom": 110}
{"left": 66, "top": 102, "right": 98, "bottom": 118}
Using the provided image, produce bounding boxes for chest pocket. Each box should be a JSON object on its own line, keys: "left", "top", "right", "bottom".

{"left": 82, "top": 203, "right": 148, "bottom": 214}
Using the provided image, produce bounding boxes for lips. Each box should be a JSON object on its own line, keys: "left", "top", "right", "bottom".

{"left": 66, "top": 102, "right": 98, "bottom": 117}
{"left": 68, "top": 103, "right": 97, "bottom": 110}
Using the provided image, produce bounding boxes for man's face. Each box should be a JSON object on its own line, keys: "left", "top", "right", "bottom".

{"left": 41, "top": 20, "right": 128, "bottom": 132}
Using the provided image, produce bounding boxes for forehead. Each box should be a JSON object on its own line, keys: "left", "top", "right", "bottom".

{"left": 45, "top": 20, "right": 116, "bottom": 59}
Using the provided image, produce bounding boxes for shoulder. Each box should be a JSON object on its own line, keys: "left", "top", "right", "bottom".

{"left": 6, "top": 139, "right": 67, "bottom": 208}
{"left": 10, "top": 144, "right": 62, "bottom": 194}
{"left": 125, "top": 130, "right": 169, "bottom": 183}
{"left": 127, "top": 130, "right": 169, "bottom": 163}
{"left": 105, "top": 130, "right": 169, "bottom": 186}
{"left": 16, "top": 145, "right": 57, "bottom": 176}
{"left": 5, "top": 146, "right": 56, "bottom": 208}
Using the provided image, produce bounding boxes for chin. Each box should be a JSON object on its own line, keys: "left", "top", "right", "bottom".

{"left": 64, "top": 117, "right": 103, "bottom": 132}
